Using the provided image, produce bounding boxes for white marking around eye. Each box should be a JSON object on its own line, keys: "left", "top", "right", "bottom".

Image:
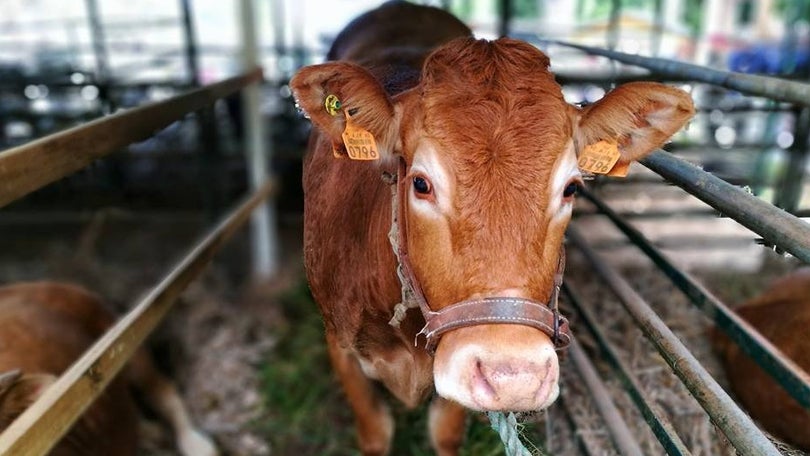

{"left": 547, "top": 141, "right": 581, "bottom": 220}
{"left": 409, "top": 141, "right": 453, "bottom": 216}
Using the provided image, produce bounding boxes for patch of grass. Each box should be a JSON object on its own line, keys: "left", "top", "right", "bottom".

{"left": 256, "top": 279, "right": 549, "bottom": 455}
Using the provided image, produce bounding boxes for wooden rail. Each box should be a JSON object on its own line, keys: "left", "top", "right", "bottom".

{"left": 0, "top": 179, "right": 276, "bottom": 456}
{"left": 0, "top": 68, "right": 271, "bottom": 455}
{"left": 0, "top": 68, "right": 262, "bottom": 208}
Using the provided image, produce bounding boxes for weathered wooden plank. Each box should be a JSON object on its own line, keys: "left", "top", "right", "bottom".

{"left": 0, "top": 68, "right": 262, "bottom": 208}
{"left": 0, "top": 179, "right": 276, "bottom": 456}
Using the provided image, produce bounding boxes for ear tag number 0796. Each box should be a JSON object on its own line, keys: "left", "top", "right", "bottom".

{"left": 578, "top": 140, "right": 621, "bottom": 175}
{"left": 341, "top": 111, "right": 379, "bottom": 161}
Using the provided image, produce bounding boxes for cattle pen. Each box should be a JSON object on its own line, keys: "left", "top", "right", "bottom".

{"left": 0, "top": 1, "right": 810, "bottom": 456}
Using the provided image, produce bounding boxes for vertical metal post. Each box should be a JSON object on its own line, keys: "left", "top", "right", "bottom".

{"left": 290, "top": 0, "right": 306, "bottom": 70}
{"left": 607, "top": 0, "right": 620, "bottom": 50}
{"left": 179, "top": 0, "right": 200, "bottom": 85}
{"left": 180, "top": 0, "right": 225, "bottom": 219}
{"left": 239, "top": 0, "right": 278, "bottom": 278}
{"left": 84, "top": 0, "right": 111, "bottom": 112}
{"left": 775, "top": 107, "right": 809, "bottom": 213}
{"left": 652, "top": 0, "right": 663, "bottom": 56}
{"left": 498, "top": 0, "right": 512, "bottom": 38}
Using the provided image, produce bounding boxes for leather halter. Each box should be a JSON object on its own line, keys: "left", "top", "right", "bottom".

{"left": 389, "top": 158, "right": 572, "bottom": 354}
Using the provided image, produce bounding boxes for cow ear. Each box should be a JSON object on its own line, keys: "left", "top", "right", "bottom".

{"left": 290, "top": 62, "right": 398, "bottom": 158}
{"left": 574, "top": 82, "right": 694, "bottom": 168}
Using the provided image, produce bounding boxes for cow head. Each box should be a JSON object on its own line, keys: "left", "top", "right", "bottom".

{"left": 292, "top": 37, "right": 694, "bottom": 412}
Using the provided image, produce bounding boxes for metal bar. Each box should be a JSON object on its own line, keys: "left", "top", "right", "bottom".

{"left": 652, "top": 0, "right": 663, "bottom": 57}
{"left": 566, "top": 226, "right": 782, "bottom": 456}
{"left": 84, "top": 0, "right": 110, "bottom": 82}
{"left": 0, "top": 179, "right": 277, "bottom": 456}
{"left": 0, "top": 68, "right": 262, "bottom": 209}
{"left": 579, "top": 188, "right": 810, "bottom": 410}
{"left": 557, "top": 396, "right": 598, "bottom": 456}
{"left": 774, "top": 107, "right": 809, "bottom": 212}
{"left": 600, "top": 175, "right": 793, "bottom": 191}
{"left": 179, "top": 0, "right": 200, "bottom": 85}
{"left": 563, "top": 284, "right": 691, "bottom": 456}
{"left": 567, "top": 338, "right": 644, "bottom": 456}
{"left": 641, "top": 150, "right": 810, "bottom": 263}
{"left": 546, "top": 39, "right": 810, "bottom": 106}
{"left": 239, "top": 0, "right": 278, "bottom": 278}
{"left": 607, "top": 0, "right": 620, "bottom": 50}
{"left": 498, "top": 0, "right": 512, "bottom": 38}
{"left": 574, "top": 208, "right": 724, "bottom": 220}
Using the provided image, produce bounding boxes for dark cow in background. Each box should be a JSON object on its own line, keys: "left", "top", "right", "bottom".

{"left": 0, "top": 282, "right": 217, "bottom": 456}
{"left": 291, "top": 2, "right": 694, "bottom": 454}
{"left": 713, "top": 268, "right": 810, "bottom": 452}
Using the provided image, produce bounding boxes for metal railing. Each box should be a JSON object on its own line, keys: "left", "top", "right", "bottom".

{"left": 552, "top": 41, "right": 810, "bottom": 455}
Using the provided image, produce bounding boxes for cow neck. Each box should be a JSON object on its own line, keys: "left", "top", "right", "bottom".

{"left": 387, "top": 157, "right": 572, "bottom": 354}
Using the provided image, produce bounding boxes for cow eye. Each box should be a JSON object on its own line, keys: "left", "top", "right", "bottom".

{"left": 563, "top": 181, "right": 579, "bottom": 199}
{"left": 413, "top": 176, "right": 432, "bottom": 196}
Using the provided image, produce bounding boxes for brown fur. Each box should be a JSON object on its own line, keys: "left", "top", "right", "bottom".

{"left": 0, "top": 282, "right": 216, "bottom": 456}
{"left": 713, "top": 269, "right": 810, "bottom": 451}
{"left": 291, "top": 2, "right": 694, "bottom": 454}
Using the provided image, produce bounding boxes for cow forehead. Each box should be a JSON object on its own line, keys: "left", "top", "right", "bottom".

{"left": 404, "top": 37, "right": 572, "bottom": 169}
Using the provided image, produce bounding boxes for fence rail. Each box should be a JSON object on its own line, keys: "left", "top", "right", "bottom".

{"left": 0, "top": 68, "right": 262, "bottom": 208}
{"left": 546, "top": 40, "right": 810, "bottom": 106}
{"left": 579, "top": 187, "right": 810, "bottom": 409}
{"left": 0, "top": 68, "right": 271, "bottom": 456}
{"left": 0, "top": 180, "right": 275, "bottom": 456}
{"left": 567, "top": 227, "right": 783, "bottom": 455}
{"left": 551, "top": 34, "right": 810, "bottom": 455}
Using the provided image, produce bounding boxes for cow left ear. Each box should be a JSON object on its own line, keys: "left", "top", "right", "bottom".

{"left": 573, "top": 82, "right": 695, "bottom": 168}
{"left": 290, "top": 62, "right": 399, "bottom": 158}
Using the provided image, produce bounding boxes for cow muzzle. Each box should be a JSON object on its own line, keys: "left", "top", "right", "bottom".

{"left": 432, "top": 323, "right": 562, "bottom": 411}
{"left": 418, "top": 295, "right": 570, "bottom": 411}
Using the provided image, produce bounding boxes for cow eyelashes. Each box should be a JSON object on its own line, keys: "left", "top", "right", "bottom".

{"left": 412, "top": 176, "right": 433, "bottom": 198}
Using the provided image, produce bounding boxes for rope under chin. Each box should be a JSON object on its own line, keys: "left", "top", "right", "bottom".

{"left": 487, "top": 412, "right": 536, "bottom": 456}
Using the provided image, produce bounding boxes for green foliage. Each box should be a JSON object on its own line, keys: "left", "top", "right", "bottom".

{"left": 256, "top": 279, "right": 549, "bottom": 455}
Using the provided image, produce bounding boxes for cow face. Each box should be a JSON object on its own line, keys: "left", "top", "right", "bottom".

{"left": 292, "top": 37, "right": 693, "bottom": 412}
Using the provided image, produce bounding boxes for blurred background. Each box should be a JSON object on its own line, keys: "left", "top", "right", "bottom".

{"left": 0, "top": 1, "right": 808, "bottom": 455}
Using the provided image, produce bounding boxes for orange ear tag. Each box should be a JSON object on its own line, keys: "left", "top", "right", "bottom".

{"left": 606, "top": 160, "right": 630, "bottom": 177}
{"left": 341, "top": 111, "right": 380, "bottom": 161}
{"left": 578, "top": 140, "right": 621, "bottom": 175}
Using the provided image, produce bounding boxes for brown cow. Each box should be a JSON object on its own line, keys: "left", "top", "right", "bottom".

{"left": 0, "top": 281, "right": 217, "bottom": 456}
{"left": 291, "top": 2, "right": 694, "bottom": 454}
{"left": 713, "top": 268, "right": 810, "bottom": 451}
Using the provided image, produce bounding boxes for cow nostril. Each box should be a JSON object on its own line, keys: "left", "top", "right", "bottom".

{"left": 473, "top": 358, "right": 497, "bottom": 398}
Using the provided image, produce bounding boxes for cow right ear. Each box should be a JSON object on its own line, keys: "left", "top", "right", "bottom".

{"left": 290, "top": 62, "right": 398, "bottom": 158}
